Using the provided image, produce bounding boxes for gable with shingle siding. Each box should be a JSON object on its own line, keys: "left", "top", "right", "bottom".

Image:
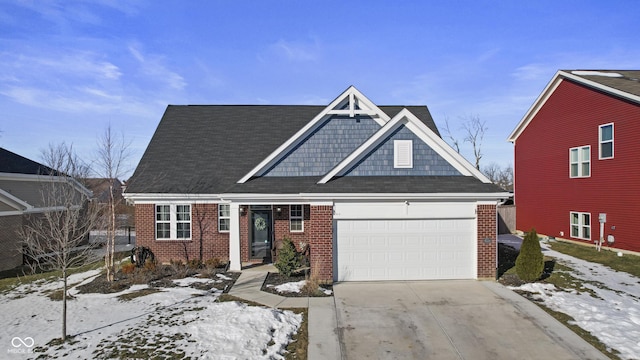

{"left": 261, "top": 115, "right": 380, "bottom": 177}
{"left": 342, "top": 125, "right": 461, "bottom": 177}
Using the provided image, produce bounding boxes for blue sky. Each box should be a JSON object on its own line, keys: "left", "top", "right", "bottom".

{"left": 1, "top": 0, "right": 638, "bottom": 178}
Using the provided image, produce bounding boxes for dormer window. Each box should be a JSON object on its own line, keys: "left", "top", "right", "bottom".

{"left": 394, "top": 140, "right": 413, "bottom": 168}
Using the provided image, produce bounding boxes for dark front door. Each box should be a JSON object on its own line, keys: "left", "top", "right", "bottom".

{"left": 250, "top": 208, "right": 272, "bottom": 262}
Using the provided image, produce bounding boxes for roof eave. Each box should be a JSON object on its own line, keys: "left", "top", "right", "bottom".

{"left": 508, "top": 70, "right": 640, "bottom": 142}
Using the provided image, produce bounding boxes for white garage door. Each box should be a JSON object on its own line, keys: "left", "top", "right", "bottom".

{"left": 335, "top": 219, "right": 476, "bottom": 281}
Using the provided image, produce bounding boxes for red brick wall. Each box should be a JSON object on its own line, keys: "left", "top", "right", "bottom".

{"left": 477, "top": 204, "right": 497, "bottom": 279}
{"left": 272, "top": 205, "right": 333, "bottom": 281}
{"left": 135, "top": 203, "right": 229, "bottom": 263}
{"left": 240, "top": 207, "right": 249, "bottom": 262}
{"left": 309, "top": 205, "right": 333, "bottom": 281}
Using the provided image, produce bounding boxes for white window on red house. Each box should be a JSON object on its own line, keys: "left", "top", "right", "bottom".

{"left": 570, "top": 211, "right": 591, "bottom": 240}
{"left": 599, "top": 123, "right": 614, "bottom": 159}
{"left": 569, "top": 146, "right": 590, "bottom": 178}
{"left": 290, "top": 205, "right": 304, "bottom": 232}
{"left": 218, "top": 204, "right": 230, "bottom": 232}
{"left": 155, "top": 204, "right": 191, "bottom": 240}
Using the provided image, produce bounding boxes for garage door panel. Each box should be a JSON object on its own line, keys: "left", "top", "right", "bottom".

{"left": 335, "top": 219, "right": 476, "bottom": 281}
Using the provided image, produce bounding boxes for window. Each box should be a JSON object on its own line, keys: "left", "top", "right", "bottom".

{"left": 569, "top": 146, "right": 590, "bottom": 178}
{"left": 176, "top": 205, "right": 191, "bottom": 239}
{"left": 599, "top": 123, "right": 614, "bottom": 159}
{"left": 570, "top": 211, "right": 591, "bottom": 240}
{"left": 155, "top": 204, "right": 191, "bottom": 240}
{"left": 394, "top": 140, "right": 413, "bottom": 168}
{"left": 156, "top": 205, "right": 171, "bottom": 239}
{"left": 290, "top": 205, "right": 304, "bottom": 232}
{"left": 218, "top": 204, "right": 230, "bottom": 232}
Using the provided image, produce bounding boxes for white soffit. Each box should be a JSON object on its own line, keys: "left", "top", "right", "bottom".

{"left": 236, "top": 86, "right": 390, "bottom": 183}
{"left": 319, "top": 108, "right": 492, "bottom": 183}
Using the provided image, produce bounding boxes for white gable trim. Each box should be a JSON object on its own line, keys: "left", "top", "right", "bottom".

{"left": 0, "top": 188, "right": 32, "bottom": 211}
{"left": 236, "top": 86, "right": 390, "bottom": 183}
{"left": 508, "top": 70, "right": 640, "bottom": 142}
{"left": 318, "top": 108, "right": 492, "bottom": 183}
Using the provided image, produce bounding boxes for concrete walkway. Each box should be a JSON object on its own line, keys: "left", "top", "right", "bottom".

{"left": 227, "top": 265, "right": 342, "bottom": 360}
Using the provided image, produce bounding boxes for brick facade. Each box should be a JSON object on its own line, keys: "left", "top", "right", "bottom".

{"left": 137, "top": 202, "right": 492, "bottom": 281}
{"left": 136, "top": 203, "right": 333, "bottom": 281}
{"left": 135, "top": 203, "right": 229, "bottom": 264}
{"left": 476, "top": 204, "right": 497, "bottom": 279}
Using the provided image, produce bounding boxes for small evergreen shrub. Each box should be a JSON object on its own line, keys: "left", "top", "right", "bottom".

{"left": 274, "top": 238, "right": 302, "bottom": 277}
{"left": 515, "top": 228, "right": 545, "bottom": 282}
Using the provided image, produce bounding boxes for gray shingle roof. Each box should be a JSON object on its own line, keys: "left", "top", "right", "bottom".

{"left": 126, "top": 105, "right": 498, "bottom": 195}
{"left": 0, "top": 148, "right": 54, "bottom": 175}
{"left": 564, "top": 70, "right": 640, "bottom": 98}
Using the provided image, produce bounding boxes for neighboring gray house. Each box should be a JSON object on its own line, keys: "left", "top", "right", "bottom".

{"left": 0, "top": 148, "right": 91, "bottom": 271}
{"left": 125, "top": 86, "right": 509, "bottom": 282}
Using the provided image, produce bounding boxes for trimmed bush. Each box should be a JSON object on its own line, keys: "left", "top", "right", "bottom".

{"left": 274, "top": 238, "right": 302, "bottom": 277}
{"left": 515, "top": 228, "right": 545, "bottom": 282}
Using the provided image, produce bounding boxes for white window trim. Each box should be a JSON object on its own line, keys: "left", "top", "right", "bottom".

{"left": 155, "top": 204, "right": 191, "bottom": 240}
{"left": 218, "top": 204, "right": 230, "bottom": 233}
{"left": 569, "top": 145, "right": 590, "bottom": 178}
{"left": 290, "top": 205, "right": 304, "bottom": 232}
{"left": 599, "top": 123, "right": 614, "bottom": 160}
{"left": 394, "top": 139, "right": 413, "bottom": 169}
{"left": 570, "top": 211, "right": 591, "bottom": 240}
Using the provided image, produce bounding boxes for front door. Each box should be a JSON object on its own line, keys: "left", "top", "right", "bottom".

{"left": 250, "top": 207, "right": 272, "bottom": 262}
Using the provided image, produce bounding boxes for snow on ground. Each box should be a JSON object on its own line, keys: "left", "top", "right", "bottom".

{"left": 0, "top": 271, "right": 301, "bottom": 359}
{"left": 267, "top": 280, "right": 333, "bottom": 296}
{"left": 509, "top": 242, "right": 640, "bottom": 360}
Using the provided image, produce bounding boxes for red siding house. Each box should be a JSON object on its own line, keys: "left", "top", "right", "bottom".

{"left": 125, "top": 87, "right": 508, "bottom": 282}
{"left": 508, "top": 70, "right": 640, "bottom": 253}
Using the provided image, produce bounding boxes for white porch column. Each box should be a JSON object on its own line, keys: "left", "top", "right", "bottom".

{"left": 229, "top": 203, "right": 241, "bottom": 271}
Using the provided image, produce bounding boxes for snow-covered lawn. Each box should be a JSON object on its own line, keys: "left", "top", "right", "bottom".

{"left": 266, "top": 280, "right": 333, "bottom": 296}
{"left": 509, "top": 242, "right": 640, "bottom": 360}
{"left": 0, "top": 270, "right": 302, "bottom": 359}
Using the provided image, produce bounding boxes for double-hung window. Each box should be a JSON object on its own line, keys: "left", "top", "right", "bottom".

{"left": 569, "top": 146, "right": 590, "bottom": 178}
{"left": 156, "top": 205, "right": 171, "bottom": 239}
{"left": 218, "top": 204, "right": 230, "bottom": 232}
{"left": 599, "top": 123, "right": 614, "bottom": 159}
{"left": 570, "top": 211, "right": 591, "bottom": 240}
{"left": 155, "top": 204, "right": 191, "bottom": 240}
{"left": 290, "top": 205, "right": 304, "bottom": 232}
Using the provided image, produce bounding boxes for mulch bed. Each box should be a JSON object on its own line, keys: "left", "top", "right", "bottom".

{"left": 76, "top": 265, "right": 239, "bottom": 295}
{"left": 260, "top": 272, "right": 333, "bottom": 297}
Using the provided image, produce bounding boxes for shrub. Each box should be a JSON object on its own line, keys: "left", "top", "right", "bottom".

{"left": 121, "top": 263, "right": 136, "bottom": 275}
{"left": 205, "top": 258, "right": 222, "bottom": 269}
{"left": 274, "top": 238, "right": 302, "bottom": 277}
{"left": 187, "top": 259, "right": 203, "bottom": 270}
{"left": 515, "top": 228, "right": 545, "bottom": 282}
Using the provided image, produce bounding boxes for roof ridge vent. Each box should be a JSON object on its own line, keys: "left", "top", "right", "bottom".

{"left": 571, "top": 71, "right": 623, "bottom": 78}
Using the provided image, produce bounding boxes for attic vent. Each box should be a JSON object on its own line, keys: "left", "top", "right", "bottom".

{"left": 394, "top": 140, "right": 413, "bottom": 168}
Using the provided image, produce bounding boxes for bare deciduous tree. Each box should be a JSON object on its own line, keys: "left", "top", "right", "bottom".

{"left": 441, "top": 116, "right": 461, "bottom": 153}
{"left": 20, "top": 143, "right": 101, "bottom": 341}
{"left": 95, "top": 125, "right": 131, "bottom": 282}
{"left": 461, "top": 115, "right": 487, "bottom": 170}
{"left": 482, "top": 162, "right": 513, "bottom": 191}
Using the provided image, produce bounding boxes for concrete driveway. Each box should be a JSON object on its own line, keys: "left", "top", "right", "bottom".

{"left": 333, "top": 281, "right": 607, "bottom": 360}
